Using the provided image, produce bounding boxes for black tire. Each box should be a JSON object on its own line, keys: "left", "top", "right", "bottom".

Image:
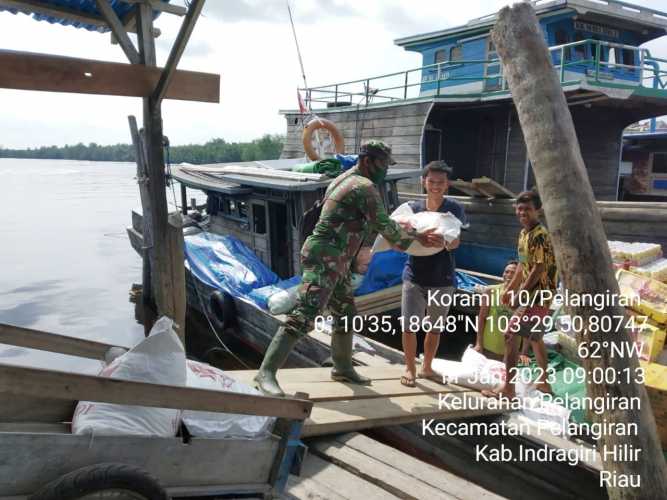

{"left": 30, "top": 463, "right": 169, "bottom": 500}
{"left": 209, "top": 290, "right": 236, "bottom": 330}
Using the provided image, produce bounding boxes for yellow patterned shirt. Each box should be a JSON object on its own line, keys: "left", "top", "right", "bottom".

{"left": 517, "top": 223, "right": 558, "bottom": 303}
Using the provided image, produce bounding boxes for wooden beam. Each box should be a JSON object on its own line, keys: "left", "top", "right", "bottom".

{"left": 124, "top": 0, "right": 187, "bottom": 16}
{"left": 0, "top": 323, "right": 124, "bottom": 359}
{"left": 137, "top": 2, "right": 156, "bottom": 66}
{"left": 153, "top": 0, "right": 205, "bottom": 104}
{"left": 0, "top": 50, "right": 220, "bottom": 102}
{"left": 0, "top": 363, "right": 312, "bottom": 420}
{"left": 95, "top": 0, "right": 140, "bottom": 64}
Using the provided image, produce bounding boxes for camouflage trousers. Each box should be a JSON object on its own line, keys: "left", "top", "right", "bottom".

{"left": 283, "top": 263, "right": 356, "bottom": 340}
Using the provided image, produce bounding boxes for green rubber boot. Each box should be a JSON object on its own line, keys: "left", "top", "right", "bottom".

{"left": 330, "top": 332, "right": 371, "bottom": 385}
{"left": 254, "top": 327, "right": 298, "bottom": 397}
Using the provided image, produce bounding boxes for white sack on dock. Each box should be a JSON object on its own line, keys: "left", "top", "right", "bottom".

{"left": 430, "top": 346, "right": 505, "bottom": 391}
{"left": 183, "top": 360, "right": 274, "bottom": 439}
{"left": 72, "top": 317, "right": 185, "bottom": 437}
{"left": 371, "top": 202, "right": 461, "bottom": 256}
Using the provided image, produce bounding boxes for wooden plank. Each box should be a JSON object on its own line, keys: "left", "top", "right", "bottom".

{"left": 450, "top": 179, "right": 489, "bottom": 197}
{"left": 286, "top": 454, "right": 401, "bottom": 500}
{"left": 472, "top": 176, "right": 516, "bottom": 198}
{"left": 302, "top": 392, "right": 505, "bottom": 437}
{"left": 278, "top": 377, "right": 460, "bottom": 402}
{"left": 0, "top": 50, "right": 220, "bottom": 102}
{"left": 0, "top": 395, "right": 74, "bottom": 423}
{"left": 230, "top": 365, "right": 408, "bottom": 385}
{"left": 0, "top": 363, "right": 312, "bottom": 420}
{"left": 0, "top": 323, "right": 124, "bottom": 359}
{"left": 309, "top": 437, "right": 460, "bottom": 500}
{"left": 332, "top": 433, "right": 504, "bottom": 500}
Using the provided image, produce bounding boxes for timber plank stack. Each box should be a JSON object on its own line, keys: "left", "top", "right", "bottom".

{"left": 286, "top": 433, "right": 504, "bottom": 500}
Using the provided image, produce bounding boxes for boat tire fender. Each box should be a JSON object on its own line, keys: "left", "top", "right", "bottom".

{"left": 302, "top": 118, "right": 345, "bottom": 161}
{"left": 210, "top": 290, "right": 236, "bottom": 330}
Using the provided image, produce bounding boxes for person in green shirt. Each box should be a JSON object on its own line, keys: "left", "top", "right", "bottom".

{"left": 474, "top": 260, "right": 518, "bottom": 356}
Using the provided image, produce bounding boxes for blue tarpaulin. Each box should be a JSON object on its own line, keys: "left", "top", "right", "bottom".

{"left": 185, "top": 233, "right": 281, "bottom": 307}
{"left": 355, "top": 250, "right": 488, "bottom": 296}
{"left": 185, "top": 232, "right": 488, "bottom": 309}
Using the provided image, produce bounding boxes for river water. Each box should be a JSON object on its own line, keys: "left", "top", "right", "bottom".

{"left": 0, "top": 158, "right": 167, "bottom": 372}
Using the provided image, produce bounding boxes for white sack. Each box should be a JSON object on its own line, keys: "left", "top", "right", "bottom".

{"left": 183, "top": 360, "right": 274, "bottom": 439}
{"left": 72, "top": 317, "right": 186, "bottom": 437}
{"left": 268, "top": 285, "right": 300, "bottom": 315}
{"left": 371, "top": 202, "right": 461, "bottom": 256}
{"left": 430, "top": 346, "right": 506, "bottom": 391}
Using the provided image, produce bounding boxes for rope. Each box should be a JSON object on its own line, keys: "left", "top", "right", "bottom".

{"left": 164, "top": 137, "right": 179, "bottom": 211}
{"left": 192, "top": 277, "right": 252, "bottom": 369}
{"left": 287, "top": 0, "right": 309, "bottom": 102}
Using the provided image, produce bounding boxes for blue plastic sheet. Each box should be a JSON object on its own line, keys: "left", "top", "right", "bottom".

{"left": 355, "top": 250, "right": 488, "bottom": 296}
{"left": 185, "top": 232, "right": 279, "bottom": 299}
{"left": 335, "top": 153, "right": 358, "bottom": 170}
{"left": 248, "top": 276, "right": 302, "bottom": 310}
{"left": 355, "top": 250, "right": 408, "bottom": 296}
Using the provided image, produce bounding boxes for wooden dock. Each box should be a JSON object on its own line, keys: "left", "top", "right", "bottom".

{"left": 285, "top": 433, "right": 505, "bottom": 500}
{"left": 231, "top": 366, "right": 504, "bottom": 437}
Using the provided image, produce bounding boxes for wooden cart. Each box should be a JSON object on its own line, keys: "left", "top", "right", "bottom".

{"left": 0, "top": 323, "right": 313, "bottom": 499}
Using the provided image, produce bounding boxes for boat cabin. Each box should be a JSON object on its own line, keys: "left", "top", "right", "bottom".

{"left": 171, "top": 160, "right": 418, "bottom": 278}
{"left": 621, "top": 131, "right": 667, "bottom": 200}
{"left": 282, "top": 0, "right": 667, "bottom": 201}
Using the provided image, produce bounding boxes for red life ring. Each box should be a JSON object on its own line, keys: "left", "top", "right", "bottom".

{"left": 302, "top": 118, "right": 345, "bottom": 161}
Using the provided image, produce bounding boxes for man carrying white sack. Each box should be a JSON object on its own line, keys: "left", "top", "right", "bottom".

{"left": 400, "top": 161, "right": 467, "bottom": 387}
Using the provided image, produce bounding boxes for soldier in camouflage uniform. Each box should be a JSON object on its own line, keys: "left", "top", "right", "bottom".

{"left": 254, "top": 140, "right": 444, "bottom": 396}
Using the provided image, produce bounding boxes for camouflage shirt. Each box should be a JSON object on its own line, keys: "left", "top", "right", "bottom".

{"left": 302, "top": 167, "right": 413, "bottom": 269}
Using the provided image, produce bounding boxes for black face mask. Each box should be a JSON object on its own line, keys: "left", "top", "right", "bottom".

{"left": 367, "top": 157, "right": 388, "bottom": 184}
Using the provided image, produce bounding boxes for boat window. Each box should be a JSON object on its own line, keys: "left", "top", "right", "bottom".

{"left": 622, "top": 48, "right": 635, "bottom": 67}
{"left": 253, "top": 204, "right": 267, "bottom": 234}
{"left": 555, "top": 29, "right": 568, "bottom": 45}
{"left": 653, "top": 153, "right": 667, "bottom": 174}
{"left": 434, "top": 49, "right": 447, "bottom": 64}
{"left": 573, "top": 33, "right": 586, "bottom": 61}
{"left": 238, "top": 201, "right": 248, "bottom": 218}
{"left": 450, "top": 45, "right": 463, "bottom": 62}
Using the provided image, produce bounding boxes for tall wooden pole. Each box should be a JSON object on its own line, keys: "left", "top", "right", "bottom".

{"left": 136, "top": 3, "right": 186, "bottom": 343}
{"left": 491, "top": 4, "right": 666, "bottom": 499}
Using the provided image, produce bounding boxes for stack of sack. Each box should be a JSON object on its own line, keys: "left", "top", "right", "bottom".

{"left": 72, "top": 317, "right": 273, "bottom": 439}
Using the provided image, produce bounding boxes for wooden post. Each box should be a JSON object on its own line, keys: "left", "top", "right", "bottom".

{"left": 136, "top": 3, "right": 186, "bottom": 343}
{"left": 128, "top": 115, "right": 154, "bottom": 318}
{"left": 491, "top": 4, "right": 667, "bottom": 499}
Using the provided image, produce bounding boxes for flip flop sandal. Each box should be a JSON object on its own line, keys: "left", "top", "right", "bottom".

{"left": 400, "top": 375, "right": 416, "bottom": 388}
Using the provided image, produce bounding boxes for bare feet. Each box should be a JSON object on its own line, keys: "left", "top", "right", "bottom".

{"left": 481, "top": 385, "right": 517, "bottom": 401}
{"left": 518, "top": 354, "right": 531, "bottom": 365}
{"left": 417, "top": 369, "right": 441, "bottom": 382}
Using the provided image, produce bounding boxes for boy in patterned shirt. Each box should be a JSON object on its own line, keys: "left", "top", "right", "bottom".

{"left": 485, "top": 190, "right": 558, "bottom": 399}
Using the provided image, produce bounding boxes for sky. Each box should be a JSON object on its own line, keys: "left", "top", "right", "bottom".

{"left": 0, "top": 0, "right": 666, "bottom": 149}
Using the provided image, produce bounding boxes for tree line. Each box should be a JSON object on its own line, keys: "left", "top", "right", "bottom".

{"left": 0, "top": 134, "right": 285, "bottom": 164}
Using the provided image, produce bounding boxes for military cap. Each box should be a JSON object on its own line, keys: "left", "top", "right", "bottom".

{"left": 359, "top": 140, "right": 396, "bottom": 165}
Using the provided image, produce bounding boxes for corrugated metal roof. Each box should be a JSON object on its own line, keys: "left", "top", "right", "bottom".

{"left": 0, "top": 0, "right": 167, "bottom": 33}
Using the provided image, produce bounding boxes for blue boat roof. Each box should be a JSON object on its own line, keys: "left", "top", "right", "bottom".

{"left": 0, "top": 0, "right": 167, "bottom": 33}
{"left": 395, "top": 0, "right": 667, "bottom": 47}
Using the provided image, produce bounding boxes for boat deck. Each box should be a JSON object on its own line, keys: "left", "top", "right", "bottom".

{"left": 231, "top": 366, "right": 505, "bottom": 437}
